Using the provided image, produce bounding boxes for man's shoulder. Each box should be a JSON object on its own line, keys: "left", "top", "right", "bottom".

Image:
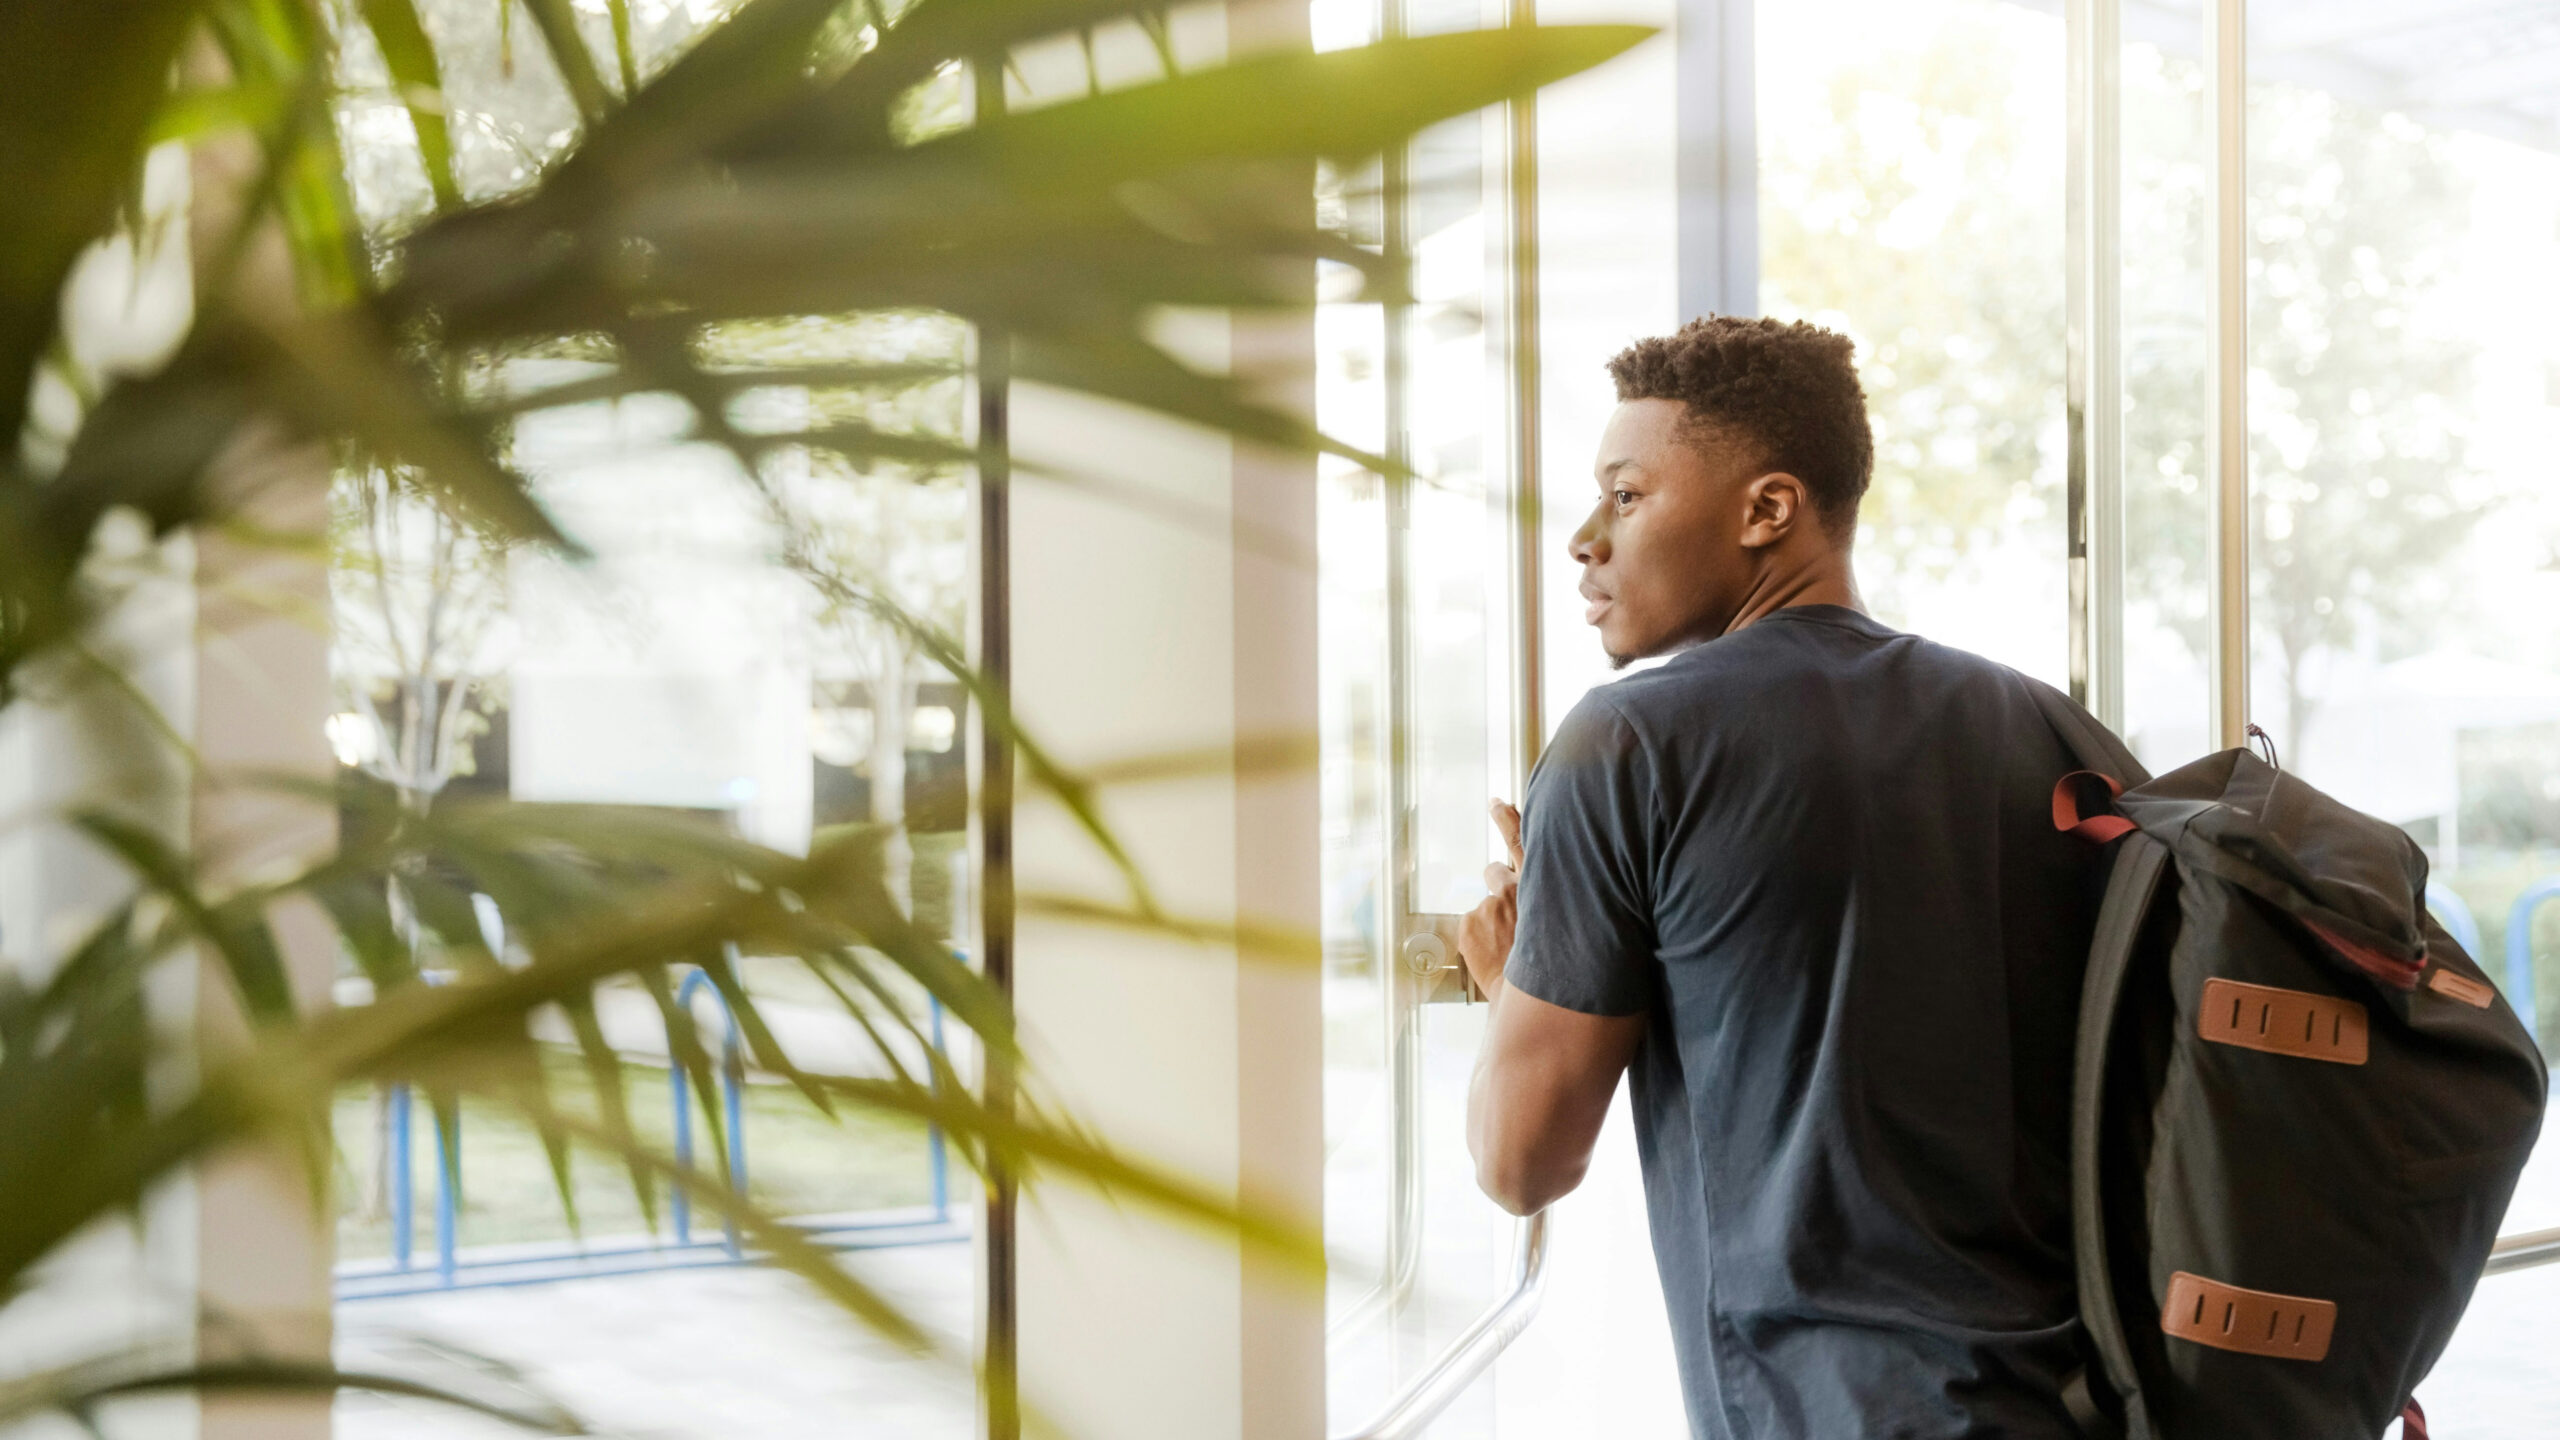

{"left": 1589, "top": 614, "right": 2066, "bottom": 746}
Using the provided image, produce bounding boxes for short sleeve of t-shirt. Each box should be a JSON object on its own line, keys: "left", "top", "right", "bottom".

{"left": 1504, "top": 692, "right": 1657, "bottom": 1016}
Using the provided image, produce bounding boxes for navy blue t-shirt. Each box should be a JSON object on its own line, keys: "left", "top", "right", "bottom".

{"left": 1506, "top": 605, "right": 2094, "bottom": 1439}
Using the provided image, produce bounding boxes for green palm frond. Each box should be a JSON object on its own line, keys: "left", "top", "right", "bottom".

{"left": 0, "top": 0, "right": 1652, "bottom": 1426}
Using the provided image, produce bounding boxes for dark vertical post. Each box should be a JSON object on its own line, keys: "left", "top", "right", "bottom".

{"left": 389, "top": 1084, "right": 413, "bottom": 1271}
{"left": 973, "top": 52, "right": 1020, "bottom": 1440}
{"left": 433, "top": 1106, "right": 458, "bottom": 1287}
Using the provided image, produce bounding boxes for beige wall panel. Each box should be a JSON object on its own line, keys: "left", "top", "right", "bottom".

{"left": 1006, "top": 330, "right": 1323, "bottom": 1435}
{"left": 191, "top": 462, "right": 337, "bottom": 1440}
{"left": 1008, "top": 375, "right": 1247, "bottom": 1439}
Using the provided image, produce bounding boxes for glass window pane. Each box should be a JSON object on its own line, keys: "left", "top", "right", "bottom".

{"left": 2238, "top": 20, "right": 2560, "bottom": 1064}
{"left": 1316, "top": 6, "right": 1517, "bottom": 1436}
{"left": 2119, "top": 6, "right": 2215, "bottom": 772}
{"left": 1759, "top": 0, "right": 2067, "bottom": 683}
{"left": 2242, "top": 6, "right": 2560, "bottom": 1430}
{"left": 326, "top": 10, "right": 978, "bottom": 1435}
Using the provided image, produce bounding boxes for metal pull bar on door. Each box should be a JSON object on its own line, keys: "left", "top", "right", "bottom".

{"left": 1333, "top": 1213, "right": 1551, "bottom": 1440}
{"left": 2487, "top": 1227, "right": 2560, "bottom": 1277}
{"left": 1335, "top": 3, "right": 1553, "bottom": 1429}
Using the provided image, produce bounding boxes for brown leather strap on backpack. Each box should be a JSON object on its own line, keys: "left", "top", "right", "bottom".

{"left": 2158, "top": 1271, "right": 2336, "bottom": 1360}
{"left": 2053, "top": 770, "right": 2137, "bottom": 843}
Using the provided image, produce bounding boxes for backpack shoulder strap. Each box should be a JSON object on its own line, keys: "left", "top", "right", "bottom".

{"left": 2017, "top": 672, "right": 2162, "bottom": 1437}
{"left": 2023, "top": 677, "right": 2152, "bottom": 789}
{"left": 2070, "top": 830, "right": 2170, "bottom": 1437}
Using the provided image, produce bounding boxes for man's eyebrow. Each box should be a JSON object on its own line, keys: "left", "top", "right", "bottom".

{"left": 1598, "top": 459, "right": 1640, "bottom": 481}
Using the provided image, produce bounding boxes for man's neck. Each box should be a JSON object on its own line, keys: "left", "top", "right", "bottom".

{"left": 1723, "top": 547, "right": 1865, "bottom": 635}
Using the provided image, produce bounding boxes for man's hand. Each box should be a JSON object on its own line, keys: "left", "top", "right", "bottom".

{"left": 1458, "top": 800, "right": 1526, "bottom": 996}
{"left": 1458, "top": 795, "right": 1643, "bottom": 1216}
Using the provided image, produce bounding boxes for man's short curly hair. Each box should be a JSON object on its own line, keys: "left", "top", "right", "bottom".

{"left": 1605, "top": 315, "right": 1873, "bottom": 538}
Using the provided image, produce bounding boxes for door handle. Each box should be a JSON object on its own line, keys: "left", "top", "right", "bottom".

{"left": 1329, "top": 1211, "right": 1550, "bottom": 1440}
{"left": 1399, "top": 913, "right": 1481, "bottom": 1004}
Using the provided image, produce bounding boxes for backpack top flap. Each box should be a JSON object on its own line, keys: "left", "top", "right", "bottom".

{"left": 2116, "top": 748, "right": 2432, "bottom": 990}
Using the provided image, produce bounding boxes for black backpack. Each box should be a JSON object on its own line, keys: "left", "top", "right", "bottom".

{"left": 2031, "top": 686, "right": 2548, "bottom": 1439}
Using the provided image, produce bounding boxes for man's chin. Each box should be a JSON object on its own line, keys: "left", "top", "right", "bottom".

{"left": 1596, "top": 611, "right": 1694, "bottom": 670}
{"left": 1600, "top": 626, "right": 1676, "bottom": 671}
{"left": 1599, "top": 623, "right": 1642, "bottom": 670}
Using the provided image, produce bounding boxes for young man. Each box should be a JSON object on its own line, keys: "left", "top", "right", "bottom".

{"left": 1458, "top": 316, "right": 2094, "bottom": 1438}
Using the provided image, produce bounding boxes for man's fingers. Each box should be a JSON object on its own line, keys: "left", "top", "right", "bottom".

{"left": 1456, "top": 890, "right": 1514, "bottom": 995}
{"left": 1491, "top": 799, "right": 1524, "bottom": 872}
{"left": 1485, "top": 861, "right": 1517, "bottom": 897}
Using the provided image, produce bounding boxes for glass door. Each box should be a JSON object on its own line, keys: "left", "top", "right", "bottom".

{"left": 1317, "top": 0, "right": 1541, "bottom": 1430}
{"left": 2222, "top": 4, "right": 2560, "bottom": 1428}
{"left": 2079, "top": 1, "right": 2560, "bottom": 1429}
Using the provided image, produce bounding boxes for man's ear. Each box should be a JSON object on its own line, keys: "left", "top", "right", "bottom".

{"left": 1737, "top": 472, "right": 1808, "bottom": 550}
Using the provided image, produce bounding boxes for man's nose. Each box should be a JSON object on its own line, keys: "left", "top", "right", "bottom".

{"left": 1568, "top": 503, "right": 1606, "bottom": 565}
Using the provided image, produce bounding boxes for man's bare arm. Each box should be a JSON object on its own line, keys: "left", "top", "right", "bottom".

{"left": 1458, "top": 800, "right": 1647, "bottom": 1217}
{"left": 1467, "top": 984, "right": 1645, "bottom": 1215}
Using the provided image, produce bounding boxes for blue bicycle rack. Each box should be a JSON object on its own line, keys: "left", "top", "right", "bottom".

{"left": 2426, "top": 882, "right": 2484, "bottom": 958}
{"left": 341, "top": 951, "right": 962, "bottom": 1300}
{"left": 670, "top": 965, "right": 751, "bottom": 1258}
{"left": 2506, "top": 877, "right": 2560, "bottom": 1048}
{"left": 2419, "top": 880, "right": 2552, "bottom": 1050}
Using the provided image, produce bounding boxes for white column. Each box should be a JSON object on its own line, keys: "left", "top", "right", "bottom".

{"left": 190, "top": 100, "right": 348, "bottom": 1433}
{"left": 999, "top": 4, "right": 1325, "bottom": 1433}
{"left": 190, "top": 435, "right": 339, "bottom": 1440}
{"left": 0, "top": 112, "right": 337, "bottom": 1440}
{"left": 1005, "top": 359, "right": 1324, "bottom": 1438}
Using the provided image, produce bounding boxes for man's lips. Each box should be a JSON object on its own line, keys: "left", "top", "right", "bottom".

{"left": 1580, "top": 582, "right": 1612, "bottom": 626}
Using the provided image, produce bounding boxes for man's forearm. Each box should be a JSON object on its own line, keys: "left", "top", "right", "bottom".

{"left": 1467, "top": 982, "right": 1558, "bottom": 1216}
{"left": 1467, "top": 979, "right": 1644, "bottom": 1216}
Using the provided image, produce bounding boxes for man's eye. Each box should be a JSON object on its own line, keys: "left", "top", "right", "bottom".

{"left": 1613, "top": 490, "right": 1636, "bottom": 507}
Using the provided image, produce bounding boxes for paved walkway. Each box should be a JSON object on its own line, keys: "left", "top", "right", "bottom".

{"left": 335, "top": 1246, "right": 974, "bottom": 1440}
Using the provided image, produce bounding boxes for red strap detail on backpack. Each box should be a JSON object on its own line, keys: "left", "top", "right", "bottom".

{"left": 2052, "top": 770, "right": 2136, "bottom": 843}
{"left": 2401, "top": 1397, "right": 2428, "bottom": 1440}
{"left": 2304, "top": 918, "right": 2426, "bottom": 991}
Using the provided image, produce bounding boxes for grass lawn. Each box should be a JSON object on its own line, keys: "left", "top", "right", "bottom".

{"left": 335, "top": 827, "right": 973, "bottom": 1263}
{"left": 336, "top": 1047, "right": 948, "bottom": 1262}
